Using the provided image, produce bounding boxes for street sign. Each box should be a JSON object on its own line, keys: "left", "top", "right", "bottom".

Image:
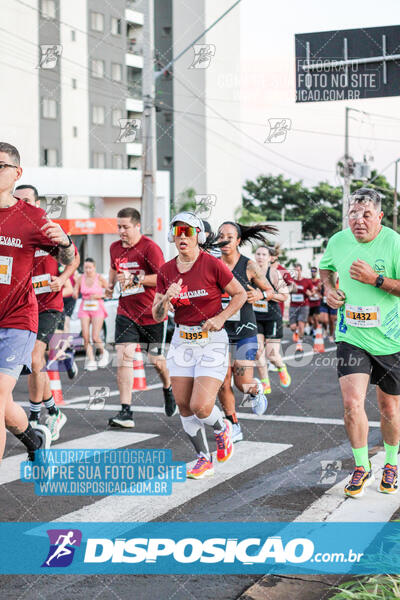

{"left": 295, "top": 25, "right": 400, "bottom": 103}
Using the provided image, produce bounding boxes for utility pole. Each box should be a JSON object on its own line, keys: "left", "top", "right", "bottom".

{"left": 342, "top": 106, "right": 351, "bottom": 229}
{"left": 140, "top": 0, "right": 156, "bottom": 236}
{"left": 394, "top": 158, "right": 400, "bottom": 232}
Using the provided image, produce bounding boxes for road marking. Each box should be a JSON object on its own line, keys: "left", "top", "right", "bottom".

{"left": 295, "top": 450, "right": 399, "bottom": 523}
{"left": 0, "top": 432, "right": 157, "bottom": 487}
{"left": 53, "top": 442, "right": 291, "bottom": 524}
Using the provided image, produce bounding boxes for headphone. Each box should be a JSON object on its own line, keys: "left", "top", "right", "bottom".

{"left": 168, "top": 212, "right": 207, "bottom": 245}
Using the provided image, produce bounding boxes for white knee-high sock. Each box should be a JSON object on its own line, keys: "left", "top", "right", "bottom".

{"left": 198, "top": 405, "right": 225, "bottom": 433}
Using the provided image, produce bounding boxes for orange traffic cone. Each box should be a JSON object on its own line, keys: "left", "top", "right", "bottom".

{"left": 313, "top": 326, "right": 325, "bottom": 353}
{"left": 132, "top": 344, "right": 147, "bottom": 391}
{"left": 48, "top": 370, "right": 65, "bottom": 405}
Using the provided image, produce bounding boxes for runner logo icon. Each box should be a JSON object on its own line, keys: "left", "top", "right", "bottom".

{"left": 42, "top": 529, "right": 82, "bottom": 568}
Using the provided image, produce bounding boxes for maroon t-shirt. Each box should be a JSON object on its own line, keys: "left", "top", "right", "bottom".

{"left": 110, "top": 236, "right": 165, "bottom": 326}
{"left": 32, "top": 242, "right": 78, "bottom": 313}
{"left": 308, "top": 278, "right": 321, "bottom": 308}
{"left": 157, "top": 251, "right": 233, "bottom": 326}
{"left": 290, "top": 278, "right": 314, "bottom": 307}
{"left": 0, "top": 199, "right": 58, "bottom": 332}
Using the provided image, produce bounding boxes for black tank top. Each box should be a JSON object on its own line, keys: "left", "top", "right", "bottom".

{"left": 254, "top": 266, "right": 282, "bottom": 322}
{"left": 221, "top": 254, "right": 257, "bottom": 341}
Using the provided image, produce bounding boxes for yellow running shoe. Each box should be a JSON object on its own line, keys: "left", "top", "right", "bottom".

{"left": 278, "top": 366, "right": 291, "bottom": 388}
{"left": 261, "top": 380, "right": 272, "bottom": 395}
{"left": 344, "top": 463, "right": 374, "bottom": 498}
{"left": 379, "top": 464, "right": 398, "bottom": 494}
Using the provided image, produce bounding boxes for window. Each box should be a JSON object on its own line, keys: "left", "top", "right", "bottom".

{"left": 163, "top": 156, "right": 173, "bottom": 167}
{"left": 90, "top": 12, "right": 104, "bottom": 32}
{"left": 112, "top": 108, "right": 123, "bottom": 127}
{"left": 73, "top": 126, "right": 78, "bottom": 137}
{"left": 128, "top": 156, "right": 140, "bottom": 169}
{"left": 92, "top": 105, "right": 105, "bottom": 125}
{"left": 164, "top": 111, "right": 172, "bottom": 124}
{"left": 111, "top": 17, "right": 121, "bottom": 35}
{"left": 111, "top": 63, "right": 122, "bottom": 82}
{"left": 41, "top": 0, "right": 55, "bottom": 19}
{"left": 92, "top": 153, "right": 106, "bottom": 168}
{"left": 72, "top": 78, "right": 77, "bottom": 89}
{"left": 43, "top": 148, "right": 57, "bottom": 166}
{"left": 91, "top": 59, "right": 105, "bottom": 78}
{"left": 71, "top": 30, "right": 76, "bottom": 41}
{"left": 42, "top": 98, "right": 57, "bottom": 119}
{"left": 162, "top": 26, "right": 172, "bottom": 37}
{"left": 112, "top": 154, "right": 124, "bottom": 169}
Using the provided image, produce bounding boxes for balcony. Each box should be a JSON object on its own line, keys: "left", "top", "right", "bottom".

{"left": 127, "top": 39, "right": 143, "bottom": 55}
{"left": 126, "top": 98, "right": 143, "bottom": 112}
{"left": 126, "top": 52, "right": 143, "bottom": 69}
{"left": 126, "top": 142, "right": 143, "bottom": 156}
{"left": 125, "top": 6, "right": 144, "bottom": 26}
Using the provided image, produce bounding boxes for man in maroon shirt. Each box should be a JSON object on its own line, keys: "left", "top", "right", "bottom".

{"left": 14, "top": 185, "right": 80, "bottom": 441}
{"left": 289, "top": 263, "right": 314, "bottom": 353}
{"left": 106, "top": 207, "right": 175, "bottom": 427}
{"left": 0, "top": 142, "right": 75, "bottom": 462}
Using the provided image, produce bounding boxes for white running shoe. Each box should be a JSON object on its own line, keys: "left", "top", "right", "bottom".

{"left": 85, "top": 360, "right": 98, "bottom": 371}
{"left": 46, "top": 410, "right": 67, "bottom": 441}
{"left": 232, "top": 422, "right": 243, "bottom": 443}
{"left": 251, "top": 378, "right": 268, "bottom": 416}
{"left": 97, "top": 349, "right": 110, "bottom": 369}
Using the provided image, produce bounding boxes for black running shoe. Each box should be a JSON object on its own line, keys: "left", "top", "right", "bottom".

{"left": 108, "top": 408, "right": 135, "bottom": 428}
{"left": 163, "top": 386, "right": 177, "bottom": 417}
{"left": 28, "top": 424, "right": 52, "bottom": 461}
{"left": 29, "top": 412, "right": 41, "bottom": 427}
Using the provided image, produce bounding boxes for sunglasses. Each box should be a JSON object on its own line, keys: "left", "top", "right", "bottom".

{"left": 173, "top": 225, "right": 199, "bottom": 237}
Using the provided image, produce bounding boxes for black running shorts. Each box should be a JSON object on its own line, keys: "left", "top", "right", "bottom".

{"left": 336, "top": 341, "right": 400, "bottom": 395}
{"left": 37, "top": 310, "right": 64, "bottom": 345}
{"left": 115, "top": 314, "right": 165, "bottom": 355}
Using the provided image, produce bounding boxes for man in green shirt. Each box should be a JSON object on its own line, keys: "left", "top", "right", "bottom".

{"left": 320, "top": 188, "right": 400, "bottom": 498}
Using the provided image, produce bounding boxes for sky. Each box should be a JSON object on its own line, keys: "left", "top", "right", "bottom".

{"left": 239, "top": 0, "right": 400, "bottom": 189}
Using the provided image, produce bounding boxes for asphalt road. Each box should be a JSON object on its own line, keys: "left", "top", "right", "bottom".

{"left": 0, "top": 333, "right": 386, "bottom": 599}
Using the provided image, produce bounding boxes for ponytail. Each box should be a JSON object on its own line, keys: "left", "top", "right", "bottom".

{"left": 219, "top": 221, "right": 277, "bottom": 246}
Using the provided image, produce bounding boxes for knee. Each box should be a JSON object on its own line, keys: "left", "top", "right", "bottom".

{"left": 343, "top": 398, "right": 364, "bottom": 419}
{"left": 31, "top": 355, "right": 44, "bottom": 373}
{"left": 379, "top": 400, "right": 399, "bottom": 422}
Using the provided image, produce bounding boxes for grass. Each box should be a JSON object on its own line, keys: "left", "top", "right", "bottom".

{"left": 331, "top": 575, "right": 400, "bottom": 599}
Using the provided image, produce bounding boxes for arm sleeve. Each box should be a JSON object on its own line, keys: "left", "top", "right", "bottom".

{"left": 319, "top": 239, "right": 336, "bottom": 272}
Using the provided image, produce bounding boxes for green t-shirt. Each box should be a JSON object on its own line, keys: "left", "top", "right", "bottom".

{"left": 319, "top": 226, "right": 400, "bottom": 355}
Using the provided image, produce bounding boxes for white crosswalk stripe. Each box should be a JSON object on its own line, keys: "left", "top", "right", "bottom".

{"left": 0, "top": 432, "right": 157, "bottom": 487}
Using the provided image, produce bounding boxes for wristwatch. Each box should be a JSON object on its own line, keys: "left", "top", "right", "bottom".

{"left": 262, "top": 290, "right": 268, "bottom": 300}
{"left": 375, "top": 274, "right": 384, "bottom": 288}
{"left": 59, "top": 235, "right": 73, "bottom": 248}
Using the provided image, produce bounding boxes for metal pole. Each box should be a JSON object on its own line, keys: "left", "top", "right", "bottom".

{"left": 394, "top": 159, "right": 399, "bottom": 232}
{"left": 342, "top": 107, "right": 350, "bottom": 229}
{"left": 141, "top": 0, "right": 156, "bottom": 236}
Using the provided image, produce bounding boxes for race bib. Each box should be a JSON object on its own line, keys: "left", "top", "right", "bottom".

{"left": 291, "top": 294, "right": 304, "bottom": 303}
{"left": 253, "top": 299, "right": 269, "bottom": 313}
{"left": 345, "top": 304, "right": 381, "bottom": 328}
{"left": 222, "top": 297, "right": 240, "bottom": 321}
{"left": 121, "top": 283, "right": 145, "bottom": 297}
{"left": 0, "top": 256, "right": 12, "bottom": 285}
{"left": 83, "top": 300, "right": 99, "bottom": 311}
{"left": 32, "top": 273, "right": 51, "bottom": 294}
{"left": 309, "top": 295, "right": 320, "bottom": 302}
{"left": 179, "top": 325, "right": 209, "bottom": 344}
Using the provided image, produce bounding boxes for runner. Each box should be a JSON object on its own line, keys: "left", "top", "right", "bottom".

{"left": 106, "top": 207, "right": 175, "bottom": 426}
{"left": 319, "top": 282, "right": 337, "bottom": 342}
{"left": 320, "top": 187, "right": 400, "bottom": 497}
{"left": 0, "top": 142, "right": 75, "bottom": 461}
{"left": 13, "top": 184, "right": 80, "bottom": 440}
{"left": 217, "top": 221, "right": 275, "bottom": 443}
{"left": 254, "top": 245, "right": 291, "bottom": 393}
{"left": 73, "top": 258, "right": 109, "bottom": 371}
{"left": 308, "top": 266, "right": 322, "bottom": 336}
{"left": 289, "top": 263, "right": 314, "bottom": 354}
{"left": 153, "top": 212, "right": 247, "bottom": 478}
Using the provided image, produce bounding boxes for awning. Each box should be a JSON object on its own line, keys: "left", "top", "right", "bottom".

{"left": 54, "top": 218, "right": 117, "bottom": 235}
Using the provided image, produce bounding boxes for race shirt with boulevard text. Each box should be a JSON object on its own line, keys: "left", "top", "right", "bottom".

{"left": 0, "top": 199, "right": 58, "bottom": 332}
{"left": 308, "top": 278, "right": 321, "bottom": 308}
{"left": 110, "top": 236, "right": 165, "bottom": 326}
{"left": 156, "top": 251, "right": 233, "bottom": 326}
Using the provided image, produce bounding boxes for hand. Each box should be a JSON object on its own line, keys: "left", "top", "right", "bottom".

{"left": 202, "top": 314, "right": 225, "bottom": 332}
{"left": 116, "top": 272, "right": 128, "bottom": 286}
{"left": 326, "top": 287, "right": 346, "bottom": 309}
{"left": 349, "top": 259, "right": 377, "bottom": 285}
{"left": 166, "top": 278, "right": 183, "bottom": 300}
{"left": 49, "top": 275, "right": 63, "bottom": 292}
{"left": 41, "top": 220, "right": 69, "bottom": 246}
{"left": 105, "top": 286, "right": 114, "bottom": 299}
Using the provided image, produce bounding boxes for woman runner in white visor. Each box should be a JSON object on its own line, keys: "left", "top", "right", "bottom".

{"left": 153, "top": 212, "right": 246, "bottom": 479}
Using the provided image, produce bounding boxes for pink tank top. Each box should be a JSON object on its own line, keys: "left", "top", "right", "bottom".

{"left": 80, "top": 274, "right": 103, "bottom": 299}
